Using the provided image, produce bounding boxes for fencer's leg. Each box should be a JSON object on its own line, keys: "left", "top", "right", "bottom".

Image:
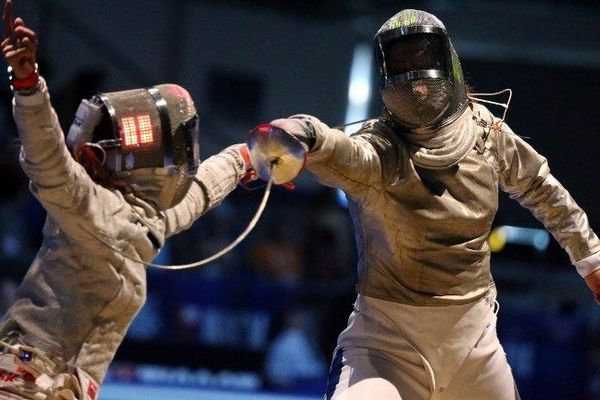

{"left": 324, "top": 349, "right": 402, "bottom": 400}
{"left": 441, "top": 315, "right": 520, "bottom": 400}
{"left": 330, "top": 377, "right": 401, "bottom": 400}
{"left": 324, "top": 347, "right": 430, "bottom": 400}
{"left": 514, "top": 379, "right": 522, "bottom": 400}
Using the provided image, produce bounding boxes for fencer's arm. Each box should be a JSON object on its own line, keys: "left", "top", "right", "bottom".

{"left": 271, "top": 115, "right": 397, "bottom": 201}
{"left": 14, "top": 78, "right": 98, "bottom": 208}
{"left": 4, "top": 7, "right": 130, "bottom": 245}
{"left": 3, "top": 4, "right": 79, "bottom": 193}
{"left": 14, "top": 78, "right": 64, "bottom": 166}
{"left": 162, "top": 144, "right": 250, "bottom": 237}
{"left": 496, "top": 127, "right": 600, "bottom": 278}
{"left": 3, "top": 7, "right": 102, "bottom": 215}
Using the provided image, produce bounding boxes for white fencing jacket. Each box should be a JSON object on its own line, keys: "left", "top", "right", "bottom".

{"left": 0, "top": 78, "right": 247, "bottom": 387}
{"left": 296, "top": 102, "right": 600, "bottom": 306}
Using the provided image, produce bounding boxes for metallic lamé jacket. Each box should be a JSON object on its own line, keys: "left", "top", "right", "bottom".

{"left": 300, "top": 103, "right": 600, "bottom": 306}
{"left": 0, "top": 79, "right": 247, "bottom": 385}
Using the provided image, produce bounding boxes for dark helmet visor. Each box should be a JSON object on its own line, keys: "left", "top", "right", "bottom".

{"left": 384, "top": 33, "right": 447, "bottom": 76}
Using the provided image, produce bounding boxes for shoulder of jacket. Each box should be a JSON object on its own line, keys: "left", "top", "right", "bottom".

{"left": 352, "top": 118, "right": 403, "bottom": 145}
{"left": 468, "top": 103, "right": 510, "bottom": 148}
{"left": 466, "top": 103, "right": 503, "bottom": 171}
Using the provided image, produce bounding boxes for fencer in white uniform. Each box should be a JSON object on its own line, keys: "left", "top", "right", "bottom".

{"left": 0, "top": 6, "right": 253, "bottom": 399}
{"left": 254, "top": 8, "right": 600, "bottom": 400}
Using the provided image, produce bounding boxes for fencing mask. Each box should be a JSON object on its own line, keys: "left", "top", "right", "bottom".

{"left": 67, "top": 84, "right": 200, "bottom": 210}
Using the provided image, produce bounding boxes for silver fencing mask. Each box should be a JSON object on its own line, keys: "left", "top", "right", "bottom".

{"left": 67, "top": 84, "right": 200, "bottom": 210}
{"left": 374, "top": 9, "right": 468, "bottom": 130}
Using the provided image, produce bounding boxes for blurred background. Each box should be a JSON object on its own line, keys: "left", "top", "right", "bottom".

{"left": 0, "top": 0, "right": 599, "bottom": 399}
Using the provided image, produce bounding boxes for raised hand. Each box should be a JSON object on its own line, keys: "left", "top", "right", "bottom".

{"left": 2, "top": 0, "right": 37, "bottom": 79}
{"left": 585, "top": 269, "right": 600, "bottom": 306}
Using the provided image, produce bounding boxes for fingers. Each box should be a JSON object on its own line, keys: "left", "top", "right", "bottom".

{"left": 3, "top": 19, "right": 37, "bottom": 72}
{"left": 593, "top": 291, "right": 600, "bottom": 306}
{"left": 588, "top": 286, "right": 600, "bottom": 306}
{"left": 3, "top": 10, "right": 37, "bottom": 50}
{"left": 3, "top": 41, "right": 35, "bottom": 79}
{"left": 592, "top": 289, "right": 600, "bottom": 306}
{"left": 4, "top": 44, "right": 33, "bottom": 60}
{"left": 14, "top": 23, "right": 37, "bottom": 47}
{"left": 584, "top": 270, "right": 600, "bottom": 306}
{"left": 1, "top": 2, "right": 38, "bottom": 80}
{"left": 587, "top": 283, "right": 600, "bottom": 306}
{"left": 2, "top": 35, "right": 35, "bottom": 56}
{"left": 2, "top": 0, "right": 14, "bottom": 40}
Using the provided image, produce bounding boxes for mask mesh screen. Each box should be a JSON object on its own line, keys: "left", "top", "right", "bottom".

{"left": 382, "top": 78, "right": 452, "bottom": 127}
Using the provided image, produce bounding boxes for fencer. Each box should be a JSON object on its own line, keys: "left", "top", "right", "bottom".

{"left": 249, "top": 8, "right": 600, "bottom": 400}
{"left": 0, "top": 2, "right": 254, "bottom": 398}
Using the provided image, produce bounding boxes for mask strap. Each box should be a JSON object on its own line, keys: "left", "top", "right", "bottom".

{"left": 66, "top": 99, "right": 104, "bottom": 148}
{"left": 82, "top": 142, "right": 107, "bottom": 166}
{"left": 467, "top": 88, "right": 513, "bottom": 127}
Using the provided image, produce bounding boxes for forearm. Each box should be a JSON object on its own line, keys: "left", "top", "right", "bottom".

{"left": 496, "top": 128, "right": 600, "bottom": 270}
{"left": 164, "top": 144, "right": 247, "bottom": 236}
{"left": 513, "top": 173, "right": 600, "bottom": 267}
{"left": 286, "top": 115, "right": 385, "bottom": 196}
{"left": 15, "top": 78, "right": 76, "bottom": 187}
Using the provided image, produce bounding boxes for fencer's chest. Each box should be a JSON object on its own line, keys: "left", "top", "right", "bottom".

{"left": 383, "top": 151, "right": 499, "bottom": 237}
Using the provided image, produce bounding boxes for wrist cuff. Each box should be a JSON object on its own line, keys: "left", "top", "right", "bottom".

{"left": 13, "top": 77, "right": 46, "bottom": 107}
{"left": 575, "top": 251, "right": 600, "bottom": 277}
{"left": 8, "top": 63, "right": 40, "bottom": 91}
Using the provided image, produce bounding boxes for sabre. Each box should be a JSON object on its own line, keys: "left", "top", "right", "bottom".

{"left": 332, "top": 117, "right": 373, "bottom": 130}
{"left": 85, "top": 175, "right": 274, "bottom": 271}
{"left": 87, "top": 117, "right": 373, "bottom": 271}
{"left": 145, "top": 117, "right": 376, "bottom": 269}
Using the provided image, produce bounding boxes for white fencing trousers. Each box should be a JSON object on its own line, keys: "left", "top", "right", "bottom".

{"left": 324, "top": 290, "right": 520, "bottom": 400}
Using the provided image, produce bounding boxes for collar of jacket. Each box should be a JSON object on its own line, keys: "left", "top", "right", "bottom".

{"left": 384, "top": 107, "right": 477, "bottom": 170}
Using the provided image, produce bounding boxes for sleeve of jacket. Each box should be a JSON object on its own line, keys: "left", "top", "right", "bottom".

{"left": 13, "top": 78, "right": 122, "bottom": 240}
{"left": 495, "top": 124, "right": 600, "bottom": 276}
{"left": 163, "top": 144, "right": 247, "bottom": 237}
{"left": 293, "top": 115, "right": 400, "bottom": 203}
